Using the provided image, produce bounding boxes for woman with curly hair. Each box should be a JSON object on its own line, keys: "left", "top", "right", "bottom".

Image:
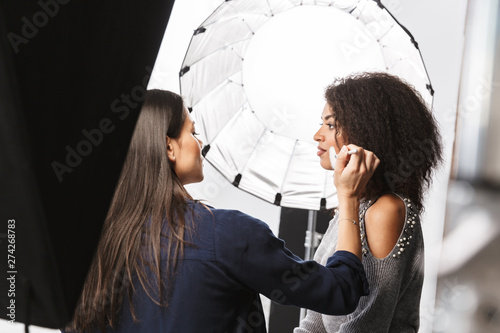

{"left": 64, "top": 89, "right": 380, "bottom": 332}
{"left": 296, "top": 72, "right": 443, "bottom": 333}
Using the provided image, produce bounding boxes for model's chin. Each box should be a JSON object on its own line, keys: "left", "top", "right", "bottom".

{"left": 320, "top": 156, "right": 334, "bottom": 171}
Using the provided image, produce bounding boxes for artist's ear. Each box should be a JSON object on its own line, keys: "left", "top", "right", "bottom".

{"left": 166, "top": 136, "right": 176, "bottom": 162}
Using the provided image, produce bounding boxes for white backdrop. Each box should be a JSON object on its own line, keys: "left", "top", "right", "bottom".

{"left": 0, "top": 0, "right": 467, "bottom": 332}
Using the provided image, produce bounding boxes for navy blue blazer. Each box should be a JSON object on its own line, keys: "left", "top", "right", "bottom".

{"left": 80, "top": 201, "right": 369, "bottom": 332}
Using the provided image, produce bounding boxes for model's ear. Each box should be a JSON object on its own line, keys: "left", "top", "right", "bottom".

{"left": 166, "top": 136, "right": 176, "bottom": 163}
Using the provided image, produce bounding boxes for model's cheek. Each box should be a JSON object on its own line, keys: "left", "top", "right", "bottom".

{"left": 325, "top": 138, "right": 334, "bottom": 151}
{"left": 329, "top": 136, "right": 341, "bottom": 153}
{"left": 319, "top": 156, "right": 330, "bottom": 170}
{"left": 325, "top": 149, "right": 333, "bottom": 166}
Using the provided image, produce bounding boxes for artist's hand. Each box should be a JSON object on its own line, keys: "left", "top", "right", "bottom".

{"left": 334, "top": 144, "right": 380, "bottom": 200}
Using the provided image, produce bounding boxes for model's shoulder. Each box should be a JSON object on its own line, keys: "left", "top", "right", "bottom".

{"left": 366, "top": 194, "right": 406, "bottom": 221}
{"left": 364, "top": 194, "right": 406, "bottom": 259}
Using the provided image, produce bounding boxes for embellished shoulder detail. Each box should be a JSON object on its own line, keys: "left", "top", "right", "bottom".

{"left": 358, "top": 199, "right": 372, "bottom": 257}
{"left": 394, "top": 197, "right": 419, "bottom": 258}
{"left": 359, "top": 194, "right": 419, "bottom": 259}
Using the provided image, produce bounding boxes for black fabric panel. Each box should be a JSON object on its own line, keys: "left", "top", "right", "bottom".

{"left": 0, "top": 0, "right": 174, "bottom": 328}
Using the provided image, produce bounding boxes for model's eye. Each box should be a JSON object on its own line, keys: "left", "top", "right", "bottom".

{"left": 319, "top": 122, "right": 335, "bottom": 130}
{"left": 193, "top": 132, "right": 200, "bottom": 136}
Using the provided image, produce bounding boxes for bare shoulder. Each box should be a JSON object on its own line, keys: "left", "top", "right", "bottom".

{"left": 364, "top": 194, "right": 406, "bottom": 259}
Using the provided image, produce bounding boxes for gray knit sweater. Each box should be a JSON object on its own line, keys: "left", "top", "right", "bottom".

{"left": 295, "top": 194, "right": 424, "bottom": 333}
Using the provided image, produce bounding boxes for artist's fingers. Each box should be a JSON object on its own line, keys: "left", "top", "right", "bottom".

{"left": 364, "top": 150, "right": 379, "bottom": 175}
{"left": 345, "top": 144, "right": 365, "bottom": 171}
{"left": 373, "top": 154, "right": 381, "bottom": 169}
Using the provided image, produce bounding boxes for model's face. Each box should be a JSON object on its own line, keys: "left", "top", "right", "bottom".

{"left": 169, "top": 110, "right": 204, "bottom": 185}
{"left": 314, "top": 103, "right": 345, "bottom": 170}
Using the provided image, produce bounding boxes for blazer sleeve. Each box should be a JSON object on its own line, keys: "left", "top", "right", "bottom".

{"left": 213, "top": 209, "right": 369, "bottom": 315}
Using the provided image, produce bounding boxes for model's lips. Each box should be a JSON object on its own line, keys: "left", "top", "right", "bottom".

{"left": 317, "top": 146, "right": 327, "bottom": 156}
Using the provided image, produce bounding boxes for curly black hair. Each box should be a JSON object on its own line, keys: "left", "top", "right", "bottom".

{"left": 325, "top": 72, "right": 443, "bottom": 212}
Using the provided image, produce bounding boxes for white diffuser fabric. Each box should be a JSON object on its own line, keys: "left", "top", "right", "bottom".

{"left": 179, "top": 0, "right": 433, "bottom": 210}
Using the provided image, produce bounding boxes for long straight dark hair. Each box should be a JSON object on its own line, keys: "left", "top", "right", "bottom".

{"left": 67, "top": 90, "right": 194, "bottom": 332}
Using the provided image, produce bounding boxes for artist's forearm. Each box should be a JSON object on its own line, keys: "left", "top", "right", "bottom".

{"left": 336, "top": 197, "right": 362, "bottom": 259}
